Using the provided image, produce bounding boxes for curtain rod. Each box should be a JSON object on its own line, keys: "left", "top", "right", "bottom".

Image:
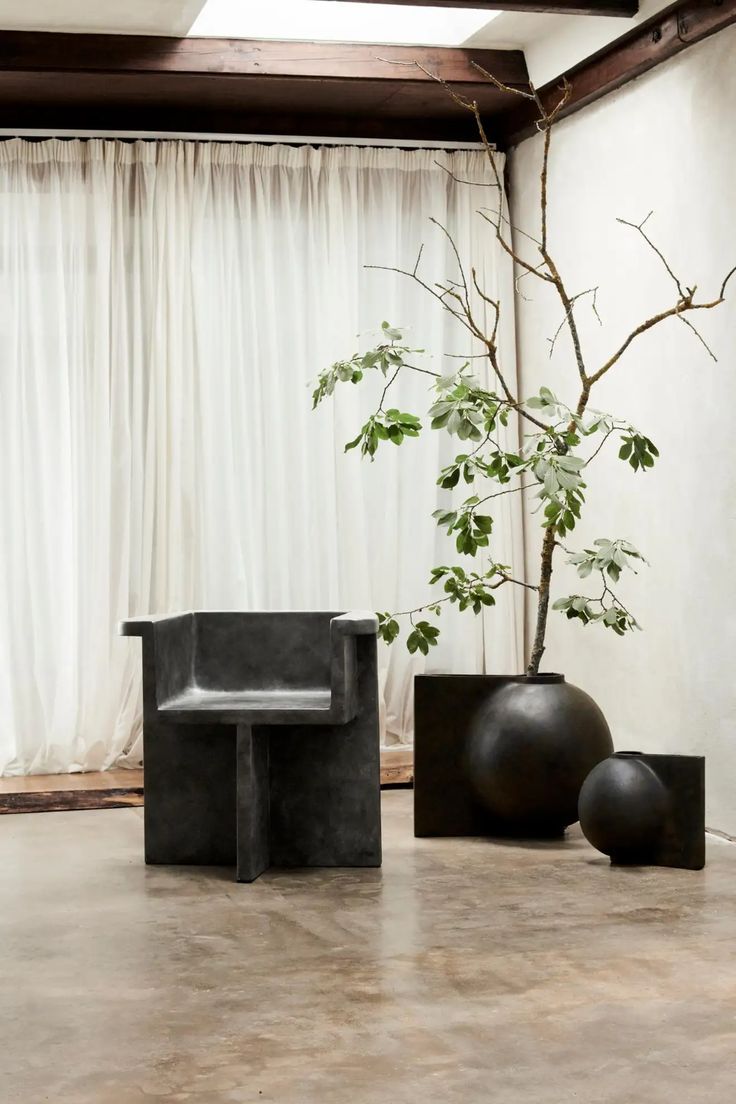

{"left": 0, "top": 128, "right": 489, "bottom": 151}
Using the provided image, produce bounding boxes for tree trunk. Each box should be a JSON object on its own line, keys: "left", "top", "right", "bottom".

{"left": 527, "top": 524, "right": 557, "bottom": 676}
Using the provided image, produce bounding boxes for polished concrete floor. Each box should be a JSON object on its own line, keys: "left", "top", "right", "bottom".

{"left": 1, "top": 792, "right": 735, "bottom": 1104}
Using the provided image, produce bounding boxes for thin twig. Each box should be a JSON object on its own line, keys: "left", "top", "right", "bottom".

{"left": 430, "top": 216, "right": 470, "bottom": 303}
{"left": 377, "top": 367, "right": 401, "bottom": 412}
{"left": 477, "top": 482, "right": 532, "bottom": 506}
{"left": 402, "top": 361, "right": 440, "bottom": 379}
{"left": 584, "top": 428, "right": 615, "bottom": 467}
{"left": 677, "top": 315, "right": 717, "bottom": 362}
{"left": 720, "top": 265, "right": 736, "bottom": 298}
{"left": 617, "top": 212, "right": 685, "bottom": 298}
{"left": 434, "top": 160, "right": 501, "bottom": 189}
{"left": 478, "top": 205, "right": 543, "bottom": 249}
{"left": 492, "top": 573, "right": 539, "bottom": 592}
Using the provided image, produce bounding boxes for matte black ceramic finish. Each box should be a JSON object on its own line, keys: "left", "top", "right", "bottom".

{"left": 414, "top": 673, "right": 612, "bottom": 838}
{"left": 120, "top": 610, "right": 382, "bottom": 882}
{"left": 578, "top": 751, "right": 705, "bottom": 869}
{"left": 465, "top": 674, "right": 614, "bottom": 835}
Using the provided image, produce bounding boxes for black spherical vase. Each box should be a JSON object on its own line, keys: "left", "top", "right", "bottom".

{"left": 579, "top": 753, "right": 669, "bottom": 861}
{"left": 464, "top": 673, "right": 613, "bottom": 837}
{"left": 578, "top": 751, "right": 706, "bottom": 869}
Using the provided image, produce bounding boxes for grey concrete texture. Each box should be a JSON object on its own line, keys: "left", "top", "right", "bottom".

{"left": 119, "top": 611, "right": 382, "bottom": 880}
{"left": 2, "top": 791, "right": 735, "bottom": 1104}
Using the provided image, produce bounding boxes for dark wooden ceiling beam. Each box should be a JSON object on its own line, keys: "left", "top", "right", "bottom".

{"left": 326, "top": 0, "right": 638, "bottom": 14}
{"left": 0, "top": 31, "right": 526, "bottom": 85}
{"left": 497, "top": 0, "right": 736, "bottom": 146}
{"left": 0, "top": 31, "right": 529, "bottom": 141}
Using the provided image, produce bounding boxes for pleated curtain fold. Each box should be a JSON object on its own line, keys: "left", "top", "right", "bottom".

{"left": 0, "top": 138, "right": 524, "bottom": 775}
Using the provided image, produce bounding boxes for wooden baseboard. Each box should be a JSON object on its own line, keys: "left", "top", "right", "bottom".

{"left": 0, "top": 748, "right": 414, "bottom": 813}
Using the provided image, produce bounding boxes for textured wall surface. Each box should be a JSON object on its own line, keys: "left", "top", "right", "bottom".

{"left": 509, "top": 24, "right": 736, "bottom": 834}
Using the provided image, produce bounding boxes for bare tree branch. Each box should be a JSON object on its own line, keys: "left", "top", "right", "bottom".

{"left": 547, "top": 287, "right": 600, "bottom": 360}
{"left": 478, "top": 209, "right": 554, "bottom": 283}
{"left": 429, "top": 216, "right": 470, "bottom": 303}
{"left": 479, "top": 205, "right": 543, "bottom": 248}
{"left": 588, "top": 288, "right": 730, "bottom": 386}
{"left": 368, "top": 60, "right": 733, "bottom": 675}
{"left": 434, "top": 159, "right": 501, "bottom": 189}
{"left": 469, "top": 61, "right": 537, "bottom": 101}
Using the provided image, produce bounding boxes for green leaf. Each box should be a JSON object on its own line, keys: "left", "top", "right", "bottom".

{"left": 380, "top": 618, "right": 400, "bottom": 644}
{"left": 381, "top": 321, "right": 404, "bottom": 341}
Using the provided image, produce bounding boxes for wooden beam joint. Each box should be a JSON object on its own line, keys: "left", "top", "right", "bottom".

{"left": 497, "top": 0, "right": 736, "bottom": 146}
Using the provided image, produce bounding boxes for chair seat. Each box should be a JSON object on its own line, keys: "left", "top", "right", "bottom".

{"left": 159, "top": 686, "right": 334, "bottom": 724}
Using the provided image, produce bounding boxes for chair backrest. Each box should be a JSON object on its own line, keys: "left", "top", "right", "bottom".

{"left": 192, "top": 611, "right": 344, "bottom": 692}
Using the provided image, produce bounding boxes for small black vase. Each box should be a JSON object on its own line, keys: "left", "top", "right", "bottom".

{"left": 464, "top": 673, "right": 613, "bottom": 836}
{"left": 578, "top": 751, "right": 706, "bottom": 869}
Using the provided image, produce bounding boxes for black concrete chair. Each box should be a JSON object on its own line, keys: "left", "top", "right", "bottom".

{"left": 120, "top": 611, "right": 381, "bottom": 881}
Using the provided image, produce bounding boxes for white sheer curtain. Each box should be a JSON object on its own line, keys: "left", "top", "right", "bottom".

{"left": 0, "top": 138, "right": 524, "bottom": 776}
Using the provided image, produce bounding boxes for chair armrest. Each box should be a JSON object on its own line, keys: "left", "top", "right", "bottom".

{"left": 328, "top": 611, "right": 378, "bottom": 722}
{"left": 330, "top": 611, "right": 379, "bottom": 637}
{"left": 118, "top": 614, "right": 184, "bottom": 637}
{"left": 118, "top": 613, "right": 195, "bottom": 710}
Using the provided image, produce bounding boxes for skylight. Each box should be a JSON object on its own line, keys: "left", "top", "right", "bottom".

{"left": 188, "top": 0, "right": 500, "bottom": 48}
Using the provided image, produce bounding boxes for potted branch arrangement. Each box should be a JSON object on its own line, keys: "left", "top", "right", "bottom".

{"left": 312, "top": 72, "right": 734, "bottom": 837}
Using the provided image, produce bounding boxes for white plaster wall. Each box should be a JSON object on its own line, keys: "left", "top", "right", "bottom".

{"left": 509, "top": 24, "right": 736, "bottom": 833}
{"left": 470, "top": 0, "right": 672, "bottom": 87}
{"left": 520, "top": 0, "right": 673, "bottom": 87}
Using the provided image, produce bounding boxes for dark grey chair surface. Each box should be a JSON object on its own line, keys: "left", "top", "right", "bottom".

{"left": 120, "top": 610, "right": 382, "bottom": 882}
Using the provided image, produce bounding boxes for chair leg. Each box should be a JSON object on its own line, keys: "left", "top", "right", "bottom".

{"left": 144, "top": 723, "right": 237, "bottom": 866}
{"left": 236, "top": 725, "right": 271, "bottom": 882}
{"left": 267, "top": 636, "right": 381, "bottom": 869}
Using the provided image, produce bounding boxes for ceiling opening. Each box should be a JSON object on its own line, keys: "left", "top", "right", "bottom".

{"left": 188, "top": 0, "right": 502, "bottom": 47}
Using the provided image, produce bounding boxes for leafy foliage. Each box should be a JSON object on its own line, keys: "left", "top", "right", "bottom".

{"left": 344, "top": 409, "right": 421, "bottom": 459}
{"left": 377, "top": 611, "right": 401, "bottom": 645}
{"left": 618, "top": 432, "right": 659, "bottom": 471}
{"left": 566, "top": 538, "right": 647, "bottom": 584}
{"left": 551, "top": 538, "right": 645, "bottom": 636}
{"left": 428, "top": 367, "right": 507, "bottom": 441}
{"left": 311, "top": 322, "right": 419, "bottom": 410}
{"left": 430, "top": 564, "right": 503, "bottom": 613}
{"left": 432, "top": 499, "right": 494, "bottom": 557}
{"left": 551, "top": 594, "right": 640, "bottom": 636}
{"left": 311, "top": 323, "right": 654, "bottom": 655}
{"left": 406, "top": 621, "right": 440, "bottom": 655}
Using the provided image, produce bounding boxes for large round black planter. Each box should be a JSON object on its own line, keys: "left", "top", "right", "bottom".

{"left": 464, "top": 674, "right": 613, "bottom": 836}
{"left": 578, "top": 752, "right": 671, "bottom": 863}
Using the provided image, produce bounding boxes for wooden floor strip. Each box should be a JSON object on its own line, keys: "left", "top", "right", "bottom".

{"left": 0, "top": 787, "right": 144, "bottom": 814}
